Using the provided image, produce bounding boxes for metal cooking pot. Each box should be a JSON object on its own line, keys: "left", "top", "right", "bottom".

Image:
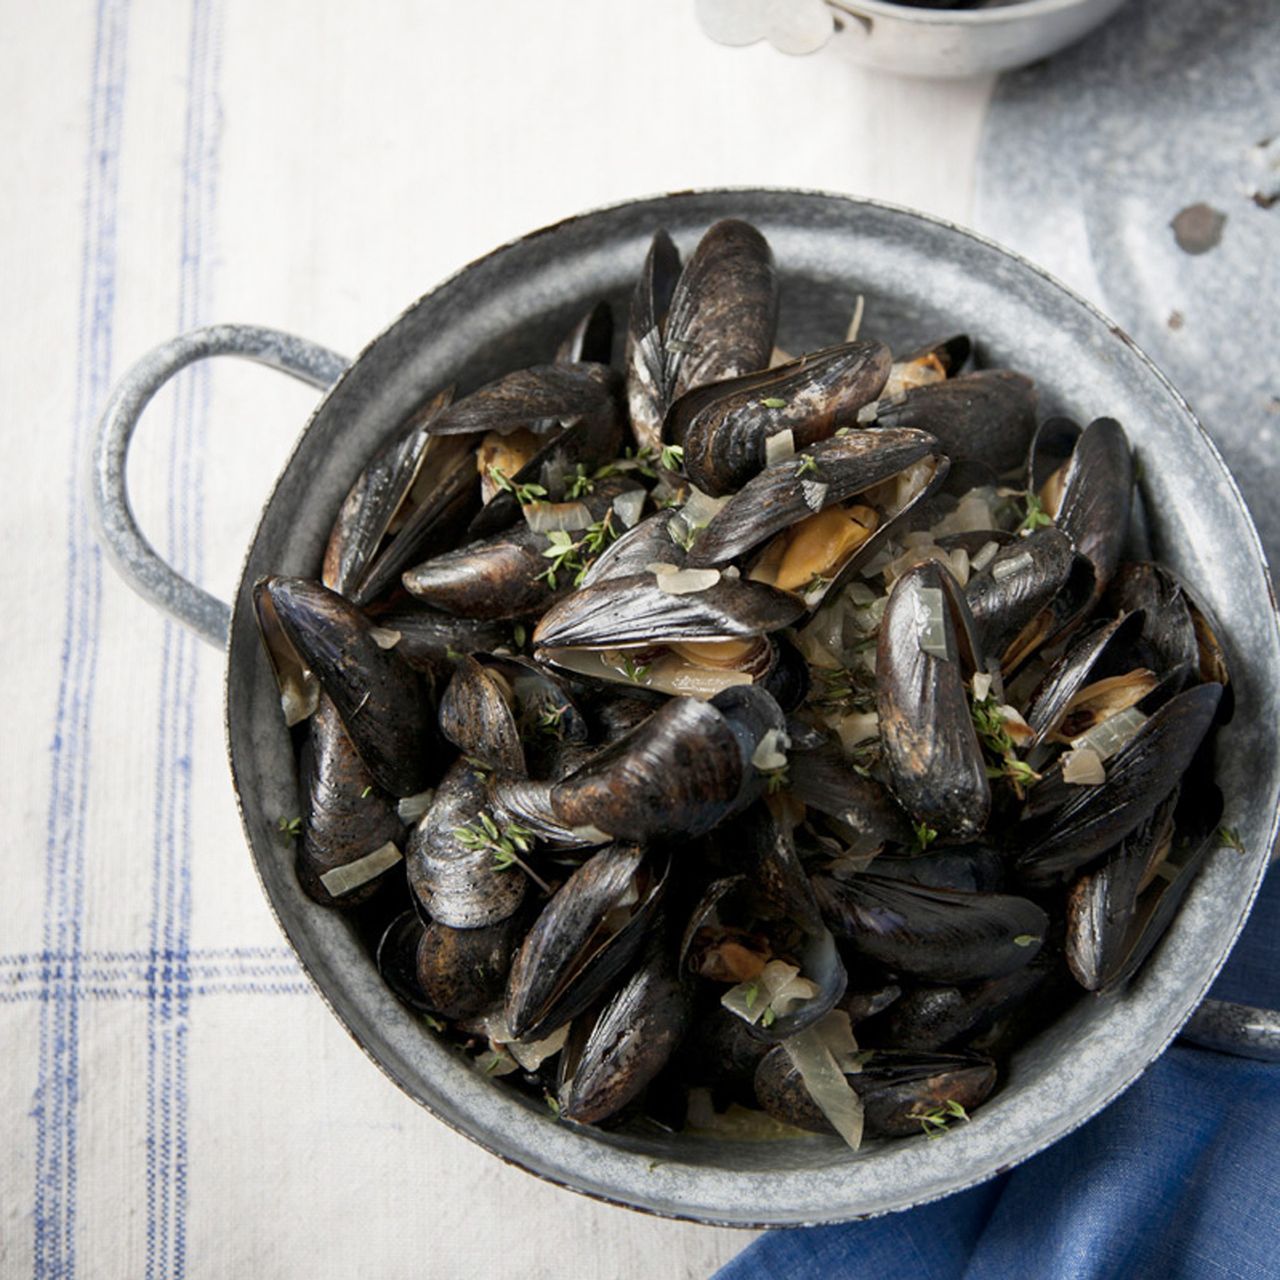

{"left": 91, "top": 190, "right": 1280, "bottom": 1226}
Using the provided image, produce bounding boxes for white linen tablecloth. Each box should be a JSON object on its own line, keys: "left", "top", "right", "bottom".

{"left": 0, "top": 3, "right": 991, "bottom": 1275}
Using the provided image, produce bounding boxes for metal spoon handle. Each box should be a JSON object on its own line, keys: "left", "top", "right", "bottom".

{"left": 1180, "top": 998, "right": 1280, "bottom": 1062}
{"left": 91, "top": 324, "right": 348, "bottom": 648}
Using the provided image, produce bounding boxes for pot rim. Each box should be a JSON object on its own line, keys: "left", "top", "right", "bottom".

{"left": 222, "top": 187, "right": 1280, "bottom": 1227}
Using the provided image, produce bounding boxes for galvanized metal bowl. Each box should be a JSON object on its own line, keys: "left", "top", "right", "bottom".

{"left": 92, "top": 190, "right": 1279, "bottom": 1226}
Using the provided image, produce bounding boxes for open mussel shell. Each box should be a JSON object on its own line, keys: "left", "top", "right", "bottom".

{"left": 684, "top": 428, "right": 940, "bottom": 576}
{"left": 754, "top": 1046, "right": 997, "bottom": 1139}
{"left": 872, "top": 370, "right": 1036, "bottom": 477}
{"left": 1067, "top": 778, "right": 1223, "bottom": 992}
{"left": 663, "top": 218, "right": 778, "bottom": 407}
{"left": 550, "top": 687, "right": 785, "bottom": 842}
{"left": 322, "top": 387, "right": 455, "bottom": 598}
{"left": 964, "top": 525, "right": 1092, "bottom": 674}
{"left": 625, "top": 229, "right": 681, "bottom": 453}
{"left": 1104, "top": 562, "right": 1198, "bottom": 680}
{"left": 297, "top": 695, "right": 404, "bottom": 908}
{"left": 532, "top": 569, "right": 804, "bottom": 668}
{"left": 254, "top": 576, "right": 433, "bottom": 797}
{"left": 669, "top": 343, "right": 893, "bottom": 498}
{"left": 877, "top": 560, "right": 991, "bottom": 840}
{"left": 416, "top": 912, "right": 528, "bottom": 1021}
{"left": 1016, "top": 681, "right": 1223, "bottom": 888}
{"left": 887, "top": 334, "right": 971, "bottom": 389}
{"left": 1039, "top": 416, "right": 1133, "bottom": 604}
{"left": 402, "top": 475, "right": 641, "bottom": 621}
{"left": 467, "top": 403, "right": 626, "bottom": 540}
{"left": 427, "top": 361, "right": 621, "bottom": 438}
{"left": 406, "top": 760, "right": 527, "bottom": 929}
{"left": 1023, "top": 611, "right": 1150, "bottom": 749}
{"left": 812, "top": 873, "right": 1047, "bottom": 983}
{"left": 559, "top": 923, "right": 692, "bottom": 1125}
{"left": 504, "top": 843, "right": 665, "bottom": 1041}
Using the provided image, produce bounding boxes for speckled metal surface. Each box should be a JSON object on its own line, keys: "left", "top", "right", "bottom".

{"left": 975, "top": 0, "right": 1280, "bottom": 568}
{"left": 95, "top": 190, "right": 1280, "bottom": 1225}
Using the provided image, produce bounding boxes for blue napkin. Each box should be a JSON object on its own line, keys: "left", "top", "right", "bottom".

{"left": 717, "top": 869, "right": 1280, "bottom": 1280}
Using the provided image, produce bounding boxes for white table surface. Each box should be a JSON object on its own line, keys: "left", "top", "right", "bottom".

{"left": 0, "top": 3, "right": 992, "bottom": 1276}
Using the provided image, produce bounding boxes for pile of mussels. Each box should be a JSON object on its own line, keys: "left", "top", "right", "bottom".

{"left": 255, "top": 219, "right": 1231, "bottom": 1148}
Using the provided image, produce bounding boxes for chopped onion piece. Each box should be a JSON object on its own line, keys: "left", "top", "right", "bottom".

{"left": 319, "top": 841, "right": 402, "bottom": 897}
{"left": 972, "top": 672, "right": 993, "bottom": 702}
{"left": 933, "top": 490, "right": 1000, "bottom": 537}
{"left": 831, "top": 711, "right": 879, "bottom": 754}
{"left": 612, "top": 488, "right": 646, "bottom": 529}
{"left": 845, "top": 293, "right": 866, "bottom": 343}
{"left": 721, "top": 564, "right": 740, "bottom": 580}
{"left": 751, "top": 728, "right": 791, "bottom": 772}
{"left": 970, "top": 539, "right": 1001, "bottom": 574}
{"left": 680, "top": 485, "right": 730, "bottom": 528}
{"left": 280, "top": 673, "right": 320, "bottom": 727}
{"left": 523, "top": 500, "right": 593, "bottom": 534}
{"left": 509, "top": 1024, "right": 569, "bottom": 1071}
{"left": 783, "top": 1025, "right": 865, "bottom": 1150}
{"left": 948, "top": 548, "right": 971, "bottom": 587}
{"left": 646, "top": 561, "right": 680, "bottom": 576}
{"left": 903, "top": 530, "right": 939, "bottom": 549}
{"left": 801, "top": 479, "right": 829, "bottom": 512}
{"left": 1071, "top": 706, "right": 1148, "bottom": 760}
{"left": 657, "top": 567, "right": 722, "bottom": 595}
{"left": 846, "top": 581, "right": 877, "bottom": 607}
{"left": 369, "top": 627, "right": 402, "bottom": 650}
{"left": 997, "top": 703, "right": 1034, "bottom": 746}
{"left": 1062, "top": 746, "right": 1107, "bottom": 785}
{"left": 856, "top": 400, "right": 880, "bottom": 425}
{"left": 812, "top": 1009, "right": 863, "bottom": 1074}
{"left": 397, "top": 789, "right": 435, "bottom": 824}
{"left": 765, "top": 429, "right": 796, "bottom": 464}
{"left": 722, "top": 960, "right": 817, "bottom": 1026}
{"left": 915, "top": 586, "right": 951, "bottom": 660}
{"left": 991, "top": 549, "right": 1034, "bottom": 582}
{"left": 570, "top": 823, "right": 613, "bottom": 845}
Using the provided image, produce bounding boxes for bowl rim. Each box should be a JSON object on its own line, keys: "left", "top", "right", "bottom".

{"left": 223, "top": 186, "right": 1280, "bottom": 1227}
{"left": 826, "top": 0, "right": 1115, "bottom": 26}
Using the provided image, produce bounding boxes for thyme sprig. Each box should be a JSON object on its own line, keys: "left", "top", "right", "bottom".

{"left": 971, "top": 693, "right": 1041, "bottom": 798}
{"left": 455, "top": 812, "right": 551, "bottom": 893}
{"left": 536, "top": 510, "right": 619, "bottom": 588}
{"left": 913, "top": 1098, "right": 969, "bottom": 1139}
{"left": 488, "top": 466, "right": 548, "bottom": 506}
{"left": 1016, "top": 491, "right": 1053, "bottom": 534}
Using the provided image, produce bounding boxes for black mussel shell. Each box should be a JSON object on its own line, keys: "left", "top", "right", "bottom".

{"left": 789, "top": 749, "right": 913, "bottom": 849}
{"left": 625, "top": 229, "right": 682, "bottom": 453}
{"left": 416, "top": 913, "right": 528, "bottom": 1021}
{"left": 877, "top": 561, "right": 990, "bottom": 839}
{"left": 1016, "top": 682, "right": 1223, "bottom": 887}
{"left": 873, "top": 370, "right": 1036, "bottom": 477}
{"left": 556, "top": 299, "right": 614, "bottom": 366}
{"left": 671, "top": 341, "right": 892, "bottom": 496}
{"left": 868, "top": 844, "right": 1007, "bottom": 893}
{"left": 439, "top": 654, "right": 525, "bottom": 774}
{"left": 406, "top": 760, "right": 527, "bottom": 929}
{"left": 365, "top": 604, "right": 507, "bottom": 673}
{"left": 377, "top": 912, "right": 430, "bottom": 1011}
{"left": 813, "top": 873, "right": 1047, "bottom": 982}
{"left": 559, "top": 926, "right": 692, "bottom": 1125}
{"left": 664, "top": 219, "right": 778, "bottom": 406}
{"left": 504, "top": 843, "right": 664, "bottom": 1041}
{"left": 549, "top": 688, "right": 784, "bottom": 842}
{"left": 684, "top": 428, "right": 939, "bottom": 570}
{"left": 256, "top": 576, "right": 433, "bottom": 797}
{"left": 427, "top": 362, "right": 620, "bottom": 437}
{"left": 578, "top": 512, "right": 686, "bottom": 587}
{"left": 402, "top": 475, "right": 641, "bottom": 621}
{"left": 297, "top": 695, "right": 404, "bottom": 908}
{"left": 754, "top": 1046, "right": 997, "bottom": 1139}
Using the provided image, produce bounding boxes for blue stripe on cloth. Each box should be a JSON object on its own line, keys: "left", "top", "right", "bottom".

{"left": 146, "top": 2, "right": 222, "bottom": 1277}
{"left": 33, "top": 0, "right": 131, "bottom": 1274}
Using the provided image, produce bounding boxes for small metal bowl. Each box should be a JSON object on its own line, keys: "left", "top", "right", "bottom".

{"left": 93, "top": 189, "right": 1279, "bottom": 1226}
{"left": 824, "top": 0, "right": 1129, "bottom": 78}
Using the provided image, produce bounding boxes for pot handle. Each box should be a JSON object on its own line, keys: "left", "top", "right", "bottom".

{"left": 92, "top": 324, "right": 349, "bottom": 649}
{"left": 1180, "top": 998, "right": 1280, "bottom": 1062}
